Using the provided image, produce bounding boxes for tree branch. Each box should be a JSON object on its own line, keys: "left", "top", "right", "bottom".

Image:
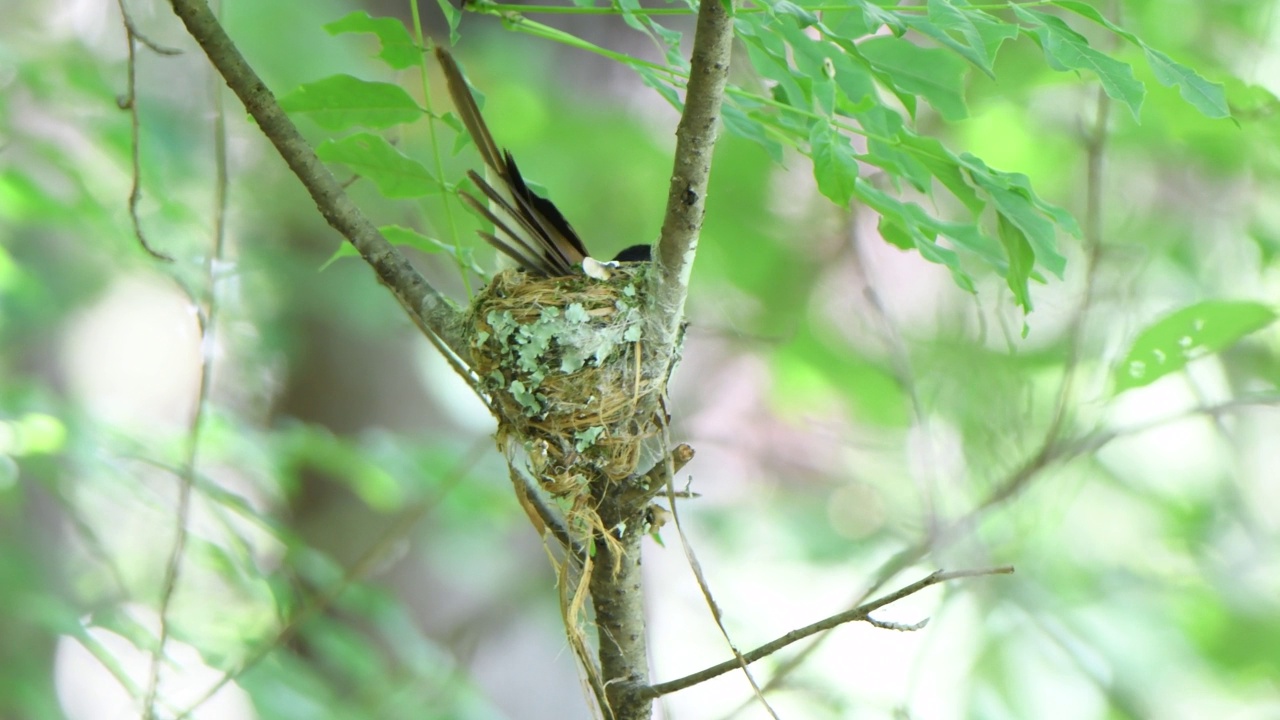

{"left": 166, "top": 0, "right": 469, "bottom": 358}
{"left": 588, "top": 3, "right": 736, "bottom": 717}
{"left": 641, "top": 566, "right": 1014, "bottom": 699}
{"left": 652, "top": 0, "right": 735, "bottom": 346}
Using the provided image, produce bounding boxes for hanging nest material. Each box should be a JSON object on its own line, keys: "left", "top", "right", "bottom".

{"left": 467, "top": 265, "right": 668, "bottom": 497}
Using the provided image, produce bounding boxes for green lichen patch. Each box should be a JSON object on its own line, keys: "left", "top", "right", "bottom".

{"left": 466, "top": 265, "right": 667, "bottom": 489}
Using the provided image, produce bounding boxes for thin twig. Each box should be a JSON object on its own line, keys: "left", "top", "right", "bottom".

{"left": 117, "top": 0, "right": 177, "bottom": 262}
{"left": 140, "top": 17, "right": 231, "bottom": 713}
{"left": 642, "top": 566, "right": 1014, "bottom": 699}
{"left": 660, "top": 400, "right": 779, "bottom": 719}
{"left": 1044, "top": 83, "right": 1112, "bottom": 450}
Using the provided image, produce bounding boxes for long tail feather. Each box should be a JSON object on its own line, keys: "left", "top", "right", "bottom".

{"left": 436, "top": 46, "right": 591, "bottom": 277}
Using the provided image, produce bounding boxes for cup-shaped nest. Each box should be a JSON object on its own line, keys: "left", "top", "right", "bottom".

{"left": 467, "top": 266, "right": 667, "bottom": 491}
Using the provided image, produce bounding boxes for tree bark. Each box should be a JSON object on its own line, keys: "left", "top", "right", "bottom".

{"left": 588, "top": 489, "right": 651, "bottom": 719}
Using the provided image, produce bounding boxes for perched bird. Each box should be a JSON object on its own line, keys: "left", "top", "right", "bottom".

{"left": 435, "top": 47, "right": 649, "bottom": 276}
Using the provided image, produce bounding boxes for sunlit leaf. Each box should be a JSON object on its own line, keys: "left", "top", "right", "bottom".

{"left": 772, "top": 0, "right": 819, "bottom": 27}
{"left": 1115, "top": 301, "right": 1277, "bottom": 392}
{"left": 959, "top": 153, "right": 1071, "bottom": 277}
{"left": 740, "top": 30, "right": 809, "bottom": 111}
{"left": 897, "top": 132, "right": 985, "bottom": 215}
{"left": 856, "top": 179, "right": 978, "bottom": 292}
{"left": 895, "top": 0, "right": 1014, "bottom": 78}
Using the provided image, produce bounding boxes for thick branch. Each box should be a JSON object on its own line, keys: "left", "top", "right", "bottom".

{"left": 589, "top": 512, "right": 649, "bottom": 719}
{"left": 652, "top": 0, "right": 735, "bottom": 345}
{"left": 167, "top": 0, "right": 468, "bottom": 356}
{"left": 641, "top": 566, "right": 1014, "bottom": 699}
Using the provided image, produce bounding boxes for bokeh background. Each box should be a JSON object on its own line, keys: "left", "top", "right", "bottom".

{"left": 3, "top": 0, "right": 1279, "bottom": 718}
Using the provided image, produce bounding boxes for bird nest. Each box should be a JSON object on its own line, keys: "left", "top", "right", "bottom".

{"left": 466, "top": 265, "right": 667, "bottom": 496}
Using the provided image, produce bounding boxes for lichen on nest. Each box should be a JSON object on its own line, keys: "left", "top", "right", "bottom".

{"left": 466, "top": 264, "right": 667, "bottom": 492}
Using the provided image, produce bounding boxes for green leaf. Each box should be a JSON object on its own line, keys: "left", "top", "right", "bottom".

{"left": 320, "top": 227, "right": 473, "bottom": 271}
{"left": 434, "top": 0, "right": 461, "bottom": 45}
{"left": 856, "top": 105, "right": 933, "bottom": 193}
{"left": 959, "top": 153, "right": 1071, "bottom": 277}
{"left": 279, "top": 75, "right": 423, "bottom": 130}
{"left": 809, "top": 122, "right": 859, "bottom": 206}
{"left": 324, "top": 12, "right": 420, "bottom": 70}
{"left": 996, "top": 213, "right": 1034, "bottom": 311}
{"left": 1052, "top": 1, "right": 1229, "bottom": 119}
{"left": 1142, "top": 48, "right": 1230, "bottom": 119}
{"left": 896, "top": 132, "right": 985, "bottom": 216}
{"left": 895, "top": 0, "right": 1012, "bottom": 78}
{"left": 1115, "top": 301, "right": 1277, "bottom": 392}
{"left": 723, "top": 103, "right": 783, "bottom": 162}
{"left": 315, "top": 133, "right": 438, "bottom": 198}
{"left": 1013, "top": 7, "right": 1144, "bottom": 119}
{"left": 1048, "top": 0, "right": 1140, "bottom": 42}
{"left": 858, "top": 36, "right": 970, "bottom": 121}
{"left": 861, "top": 3, "right": 907, "bottom": 36}
{"left": 636, "top": 65, "right": 684, "bottom": 111}
{"left": 740, "top": 31, "right": 809, "bottom": 112}
{"left": 379, "top": 224, "right": 459, "bottom": 255}
{"left": 855, "top": 179, "right": 977, "bottom": 292}
{"left": 319, "top": 242, "right": 359, "bottom": 271}
{"left": 772, "top": 0, "right": 820, "bottom": 27}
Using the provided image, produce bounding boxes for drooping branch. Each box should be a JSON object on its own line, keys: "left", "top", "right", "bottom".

{"left": 167, "top": 0, "right": 469, "bottom": 358}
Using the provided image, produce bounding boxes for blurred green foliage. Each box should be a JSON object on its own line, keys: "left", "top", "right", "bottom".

{"left": 2, "top": 0, "right": 1279, "bottom": 719}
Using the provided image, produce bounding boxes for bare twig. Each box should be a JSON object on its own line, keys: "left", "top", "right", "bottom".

{"left": 1045, "top": 82, "right": 1111, "bottom": 448}
{"left": 642, "top": 566, "right": 1014, "bottom": 699}
{"left": 864, "top": 616, "right": 929, "bottom": 632}
{"left": 140, "top": 20, "right": 230, "bottom": 714}
{"left": 116, "top": 0, "right": 179, "bottom": 262}
{"left": 166, "top": 0, "right": 470, "bottom": 359}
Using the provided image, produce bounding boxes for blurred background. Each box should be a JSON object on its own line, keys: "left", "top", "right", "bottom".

{"left": 2, "top": 0, "right": 1279, "bottom": 718}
